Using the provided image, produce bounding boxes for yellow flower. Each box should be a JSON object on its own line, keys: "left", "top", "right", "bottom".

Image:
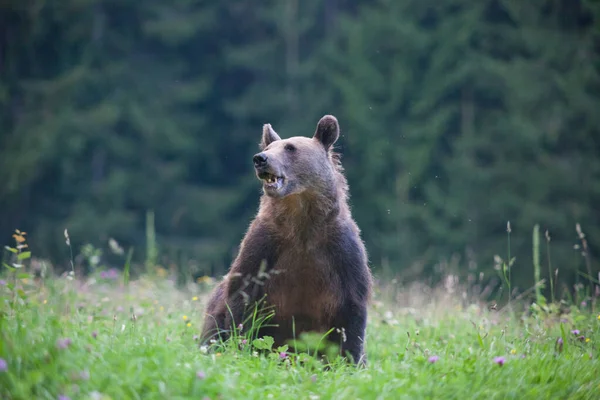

{"left": 43, "top": 299, "right": 47, "bottom": 304}
{"left": 197, "top": 276, "right": 214, "bottom": 284}
{"left": 156, "top": 267, "right": 167, "bottom": 278}
{"left": 187, "top": 323, "right": 192, "bottom": 327}
{"left": 183, "top": 315, "right": 188, "bottom": 321}
{"left": 510, "top": 349, "right": 516, "bottom": 355}
{"left": 586, "top": 338, "right": 591, "bottom": 343}
{"left": 192, "top": 296, "right": 198, "bottom": 301}
{"left": 159, "top": 306, "right": 164, "bottom": 311}
{"left": 597, "top": 315, "right": 600, "bottom": 321}
{"left": 216, "top": 352, "right": 222, "bottom": 357}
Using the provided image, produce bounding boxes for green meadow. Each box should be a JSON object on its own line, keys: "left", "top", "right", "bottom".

{"left": 1, "top": 231, "right": 599, "bottom": 399}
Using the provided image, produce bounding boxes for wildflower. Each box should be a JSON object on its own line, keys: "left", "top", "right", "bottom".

{"left": 578, "top": 335, "right": 586, "bottom": 342}
{"left": 159, "top": 306, "right": 164, "bottom": 311}
{"left": 0, "top": 358, "right": 7, "bottom": 372}
{"left": 156, "top": 267, "right": 168, "bottom": 278}
{"left": 196, "top": 371, "right": 206, "bottom": 380}
{"left": 581, "top": 301, "right": 587, "bottom": 308}
{"left": 216, "top": 353, "right": 222, "bottom": 357}
{"left": 556, "top": 337, "right": 564, "bottom": 353}
{"left": 183, "top": 315, "right": 188, "bottom": 321}
{"left": 597, "top": 315, "right": 600, "bottom": 321}
{"left": 199, "top": 345, "right": 208, "bottom": 354}
{"left": 571, "top": 329, "right": 580, "bottom": 335}
{"left": 88, "top": 392, "right": 104, "bottom": 400}
{"left": 237, "top": 323, "right": 243, "bottom": 331}
{"left": 100, "top": 269, "right": 119, "bottom": 280}
{"left": 493, "top": 356, "right": 505, "bottom": 366}
{"left": 197, "top": 275, "right": 213, "bottom": 284}
{"left": 279, "top": 352, "right": 288, "bottom": 359}
{"left": 187, "top": 323, "right": 192, "bottom": 327}
{"left": 92, "top": 331, "right": 98, "bottom": 339}
{"left": 192, "top": 296, "right": 198, "bottom": 301}
{"left": 586, "top": 338, "right": 591, "bottom": 343}
{"left": 510, "top": 349, "right": 516, "bottom": 355}
{"left": 241, "top": 339, "right": 248, "bottom": 345}
{"left": 57, "top": 338, "right": 72, "bottom": 349}
{"left": 0, "top": 279, "right": 6, "bottom": 286}
{"left": 58, "top": 395, "right": 71, "bottom": 400}
{"left": 43, "top": 299, "right": 47, "bottom": 304}
{"left": 428, "top": 355, "right": 439, "bottom": 364}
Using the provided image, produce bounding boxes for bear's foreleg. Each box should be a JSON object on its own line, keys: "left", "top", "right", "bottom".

{"left": 333, "top": 300, "right": 368, "bottom": 365}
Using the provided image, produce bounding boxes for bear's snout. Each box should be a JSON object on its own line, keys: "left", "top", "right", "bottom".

{"left": 253, "top": 152, "right": 268, "bottom": 168}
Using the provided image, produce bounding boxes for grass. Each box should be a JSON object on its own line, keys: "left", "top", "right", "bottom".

{"left": 1, "top": 272, "right": 599, "bottom": 400}
{"left": 1, "top": 226, "right": 600, "bottom": 399}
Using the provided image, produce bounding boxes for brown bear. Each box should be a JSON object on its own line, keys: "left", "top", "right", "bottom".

{"left": 200, "top": 115, "right": 373, "bottom": 365}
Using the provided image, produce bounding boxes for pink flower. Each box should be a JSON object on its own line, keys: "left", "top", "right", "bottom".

{"left": 91, "top": 331, "right": 98, "bottom": 339}
{"left": 100, "top": 269, "right": 119, "bottom": 280}
{"left": 196, "top": 371, "right": 206, "bottom": 380}
{"left": 571, "top": 329, "right": 580, "bottom": 335}
{"left": 56, "top": 338, "right": 72, "bottom": 349}
{"left": 428, "top": 355, "right": 439, "bottom": 364}
{"left": 0, "top": 358, "right": 7, "bottom": 372}
{"left": 493, "top": 356, "right": 505, "bottom": 366}
{"left": 556, "top": 337, "right": 564, "bottom": 353}
{"left": 279, "top": 352, "right": 288, "bottom": 359}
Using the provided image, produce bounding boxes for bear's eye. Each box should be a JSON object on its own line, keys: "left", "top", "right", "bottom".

{"left": 284, "top": 144, "right": 296, "bottom": 152}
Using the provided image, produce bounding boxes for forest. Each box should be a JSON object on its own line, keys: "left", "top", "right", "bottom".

{"left": 1, "top": 0, "right": 599, "bottom": 294}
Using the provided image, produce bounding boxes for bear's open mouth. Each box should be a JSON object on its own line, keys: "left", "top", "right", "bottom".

{"left": 259, "top": 172, "right": 285, "bottom": 191}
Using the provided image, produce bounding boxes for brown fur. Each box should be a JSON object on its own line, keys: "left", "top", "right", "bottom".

{"left": 200, "top": 115, "right": 373, "bottom": 364}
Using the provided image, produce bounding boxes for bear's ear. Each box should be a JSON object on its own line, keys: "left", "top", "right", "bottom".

{"left": 313, "top": 115, "right": 340, "bottom": 151}
{"left": 260, "top": 124, "right": 281, "bottom": 150}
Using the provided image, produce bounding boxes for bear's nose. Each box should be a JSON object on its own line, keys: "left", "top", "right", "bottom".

{"left": 253, "top": 153, "right": 268, "bottom": 167}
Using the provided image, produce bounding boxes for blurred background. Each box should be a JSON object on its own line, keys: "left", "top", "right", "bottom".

{"left": 1, "top": 0, "right": 599, "bottom": 295}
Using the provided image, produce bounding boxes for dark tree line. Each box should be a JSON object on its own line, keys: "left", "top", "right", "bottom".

{"left": 1, "top": 0, "right": 599, "bottom": 292}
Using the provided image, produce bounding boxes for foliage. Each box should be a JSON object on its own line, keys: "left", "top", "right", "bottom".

{"left": 1, "top": 271, "right": 600, "bottom": 399}
{"left": 1, "top": 0, "right": 599, "bottom": 292}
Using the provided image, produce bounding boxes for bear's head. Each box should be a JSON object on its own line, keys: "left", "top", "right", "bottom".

{"left": 253, "top": 115, "right": 341, "bottom": 199}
